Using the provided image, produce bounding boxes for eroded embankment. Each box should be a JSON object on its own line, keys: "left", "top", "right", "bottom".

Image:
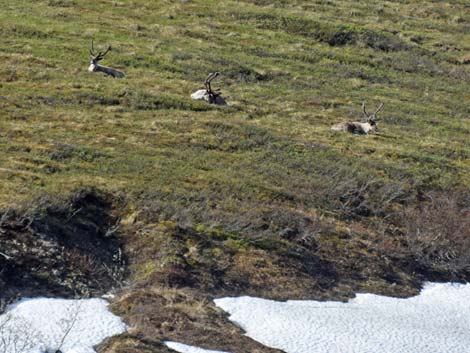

{"left": 0, "top": 189, "right": 125, "bottom": 309}
{"left": 0, "top": 190, "right": 280, "bottom": 353}
{"left": 1, "top": 189, "right": 468, "bottom": 353}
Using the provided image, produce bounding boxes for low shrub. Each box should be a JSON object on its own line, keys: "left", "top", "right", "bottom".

{"left": 47, "top": 0, "right": 76, "bottom": 6}
{"left": 48, "top": 143, "right": 108, "bottom": 162}
{"left": 120, "top": 91, "right": 212, "bottom": 111}
{"left": 232, "top": 12, "right": 408, "bottom": 51}
{"left": 403, "top": 191, "right": 470, "bottom": 277}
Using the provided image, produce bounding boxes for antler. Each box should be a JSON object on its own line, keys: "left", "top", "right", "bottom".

{"left": 97, "top": 45, "right": 112, "bottom": 60}
{"left": 362, "top": 102, "right": 384, "bottom": 121}
{"left": 90, "top": 40, "right": 112, "bottom": 60}
{"left": 90, "top": 39, "right": 95, "bottom": 56}
{"left": 205, "top": 72, "right": 219, "bottom": 83}
{"left": 362, "top": 102, "right": 369, "bottom": 119}
{"left": 374, "top": 102, "right": 384, "bottom": 115}
{"left": 204, "top": 72, "right": 220, "bottom": 92}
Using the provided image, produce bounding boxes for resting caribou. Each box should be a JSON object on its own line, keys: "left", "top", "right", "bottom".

{"left": 88, "top": 40, "right": 125, "bottom": 78}
{"left": 191, "top": 72, "right": 227, "bottom": 105}
{"left": 331, "top": 102, "right": 384, "bottom": 134}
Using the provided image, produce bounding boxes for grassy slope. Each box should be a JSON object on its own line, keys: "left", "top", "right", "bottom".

{"left": 0, "top": 0, "right": 469, "bottom": 352}
{"left": 0, "top": 0, "right": 468, "bottom": 207}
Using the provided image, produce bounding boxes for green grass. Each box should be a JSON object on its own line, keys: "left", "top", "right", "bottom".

{"left": 0, "top": 0, "right": 469, "bottom": 253}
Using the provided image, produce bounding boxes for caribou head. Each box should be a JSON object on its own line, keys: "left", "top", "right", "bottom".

{"left": 88, "top": 40, "right": 125, "bottom": 78}
{"left": 361, "top": 102, "right": 384, "bottom": 132}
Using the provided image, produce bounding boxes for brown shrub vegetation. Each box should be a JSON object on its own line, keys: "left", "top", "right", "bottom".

{"left": 403, "top": 191, "right": 470, "bottom": 278}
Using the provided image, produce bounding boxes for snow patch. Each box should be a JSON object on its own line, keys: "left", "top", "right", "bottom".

{"left": 215, "top": 282, "right": 470, "bottom": 353}
{"left": 0, "top": 297, "right": 127, "bottom": 353}
{"left": 165, "top": 341, "right": 230, "bottom": 353}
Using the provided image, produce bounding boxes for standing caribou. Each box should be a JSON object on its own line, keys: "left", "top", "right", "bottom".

{"left": 88, "top": 40, "right": 125, "bottom": 78}
{"left": 331, "top": 102, "right": 384, "bottom": 134}
{"left": 191, "top": 72, "right": 227, "bottom": 105}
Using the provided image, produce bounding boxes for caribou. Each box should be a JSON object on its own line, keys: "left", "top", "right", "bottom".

{"left": 331, "top": 102, "right": 384, "bottom": 134}
{"left": 191, "top": 72, "right": 227, "bottom": 105}
{"left": 88, "top": 40, "right": 125, "bottom": 78}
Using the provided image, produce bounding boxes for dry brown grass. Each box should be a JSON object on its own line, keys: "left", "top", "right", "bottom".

{"left": 107, "top": 286, "right": 281, "bottom": 353}
{"left": 403, "top": 191, "right": 470, "bottom": 278}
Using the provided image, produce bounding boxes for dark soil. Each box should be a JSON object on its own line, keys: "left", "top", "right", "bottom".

{"left": 0, "top": 189, "right": 125, "bottom": 310}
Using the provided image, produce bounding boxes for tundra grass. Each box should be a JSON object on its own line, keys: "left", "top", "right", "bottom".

{"left": 0, "top": 0, "right": 468, "bottom": 211}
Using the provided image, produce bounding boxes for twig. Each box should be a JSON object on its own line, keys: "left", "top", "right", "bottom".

{"left": 55, "top": 301, "right": 82, "bottom": 352}
{"left": 0, "top": 251, "right": 11, "bottom": 260}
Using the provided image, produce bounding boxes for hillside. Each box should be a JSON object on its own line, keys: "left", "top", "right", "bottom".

{"left": 0, "top": 0, "right": 469, "bottom": 352}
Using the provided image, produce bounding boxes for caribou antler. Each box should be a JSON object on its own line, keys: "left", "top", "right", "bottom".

{"left": 362, "top": 102, "right": 384, "bottom": 121}
{"left": 90, "top": 40, "right": 112, "bottom": 60}
{"left": 97, "top": 45, "right": 112, "bottom": 60}
{"left": 373, "top": 102, "right": 384, "bottom": 116}
{"left": 204, "top": 72, "right": 220, "bottom": 93}
{"left": 90, "top": 39, "right": 95, "bottom": 56}
{"left": 362, "top": 102, "right": 369, "bottom": 120}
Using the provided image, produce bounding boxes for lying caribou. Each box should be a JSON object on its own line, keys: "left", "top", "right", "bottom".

{"left": 191, "top": 72, "right": 227, "bottom": 105}
{"left": 88, "top": 40, "right": 125, "bottom": 78}
{"left": 331, "top": 102, "right": 384, "bottom": 134}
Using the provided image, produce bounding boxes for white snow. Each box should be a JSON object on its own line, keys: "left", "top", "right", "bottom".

{"left": 165, "top": 341, "right": 230, "bottom": 353}
{"left": 4, "top": 283, "right": 469, "bottom": 353}
{"left": 215, "top": 282, "right": 470, "bottom": 353}
{"left": 0, "top": 297, "right": 127, "bottom": 353}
